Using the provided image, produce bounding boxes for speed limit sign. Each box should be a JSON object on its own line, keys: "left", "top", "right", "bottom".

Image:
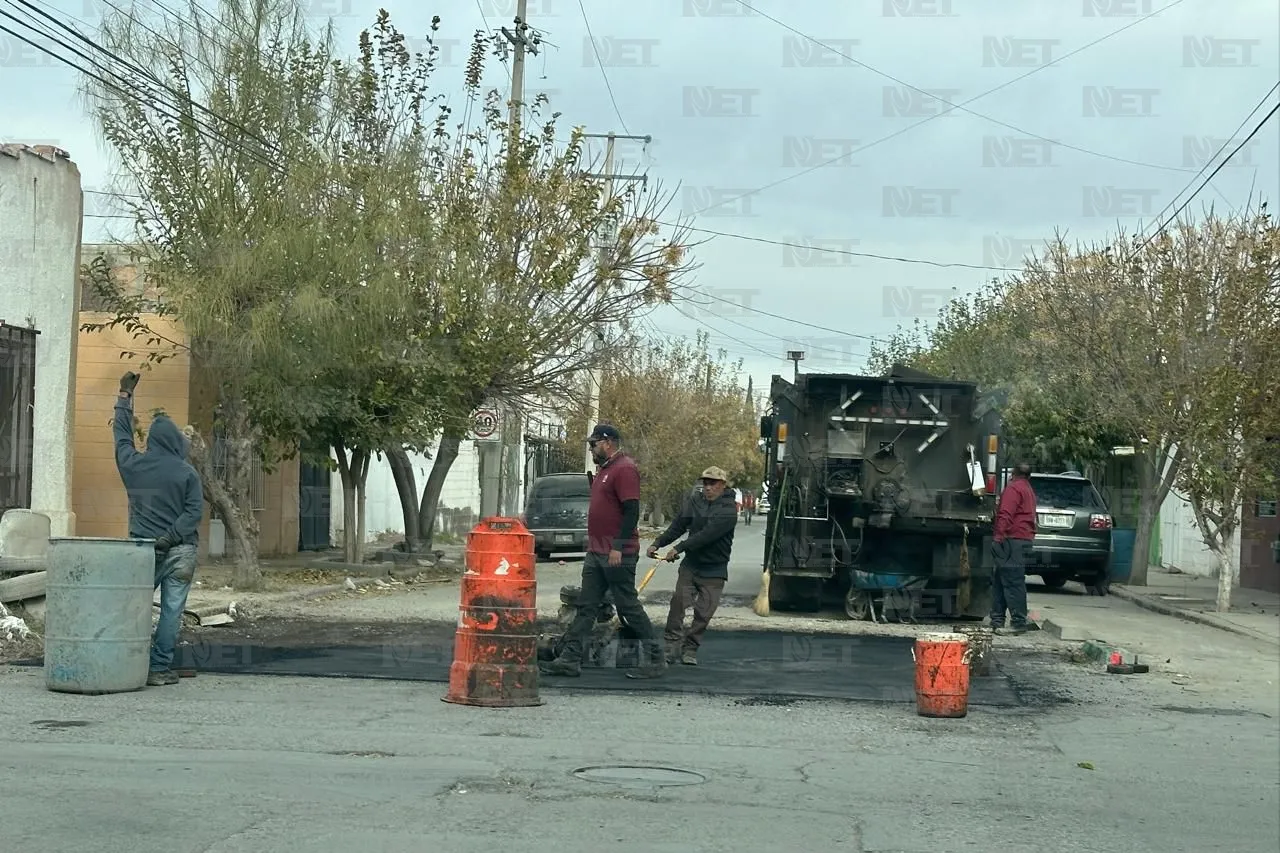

{"left": 471, "top": 409, "right": 499, "bottom": 440}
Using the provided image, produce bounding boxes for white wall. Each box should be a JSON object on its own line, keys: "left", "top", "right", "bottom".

{"left": 1160, "top": 488, "right": 1242, "bottom": 579}
{"left": 0, "top": 144, "right": 82, "bottom": 536}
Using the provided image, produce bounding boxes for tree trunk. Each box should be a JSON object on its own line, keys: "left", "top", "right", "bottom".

{"left": 385, "top": 446, "right": 421, "bottom": 549}
{"left": 334, "top": 444, "right": 370, "bottom": 566}
{"left": 417, "top": 428, "right": 463, "bottom": 552}
{"left": 1212, "top": 529, "right": 1237, "bottom": 613}
{"left": 1129, "top": 442, "right": 1180, "bottom": 586}
{"left": 185, "top": 419, "right": 262, "bottom": 590}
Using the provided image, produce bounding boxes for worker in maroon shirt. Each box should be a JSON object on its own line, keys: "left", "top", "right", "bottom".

{"left": 991, "top": 461, "right": 1040, "bottom": 634}
{"left": 540, "top": 424, "right": 666, "bottom": 679}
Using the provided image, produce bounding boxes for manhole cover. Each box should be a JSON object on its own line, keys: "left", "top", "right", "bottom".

{"left": 572, "top": 765, "right": 707, "bottom": 788}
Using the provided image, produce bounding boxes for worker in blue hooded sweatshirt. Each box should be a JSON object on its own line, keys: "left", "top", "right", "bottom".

{"left": 114, "top": 371, "right": 205, "bottom": 686}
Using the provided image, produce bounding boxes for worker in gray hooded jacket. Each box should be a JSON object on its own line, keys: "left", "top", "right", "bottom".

{"left": 647, "top": 467, "right": 738, "bottom": 666}
{"left": 114, "top": 371, "right": 205, "bottom": 686}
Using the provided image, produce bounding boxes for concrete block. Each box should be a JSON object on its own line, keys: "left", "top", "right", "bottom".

{"left": 0, "top": 509, "right": 51, "bottom": 559}
{"left": 1045, "top": 618, "right": 1087, "bottom": 642}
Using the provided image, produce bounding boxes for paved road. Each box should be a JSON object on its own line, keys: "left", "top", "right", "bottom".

{"left": 4, "top": 516, "right": 1277, "bottom": 851}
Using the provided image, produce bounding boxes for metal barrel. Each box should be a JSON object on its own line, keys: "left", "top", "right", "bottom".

{"left": 43, "top": 537, "right": 155, "bottom": 695}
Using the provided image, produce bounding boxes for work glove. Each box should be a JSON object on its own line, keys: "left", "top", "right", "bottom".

{"left": 645, "top": 545, "right": 659, "bottom": 559}
{"left": 154, "top": 533, "right": 178, "bottom": 551}
{"left": 119, "top": 371, "right": 140, "bottom": 394}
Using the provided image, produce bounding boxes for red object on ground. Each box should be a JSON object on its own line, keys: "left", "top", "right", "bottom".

{"left": 913, "top": 633, "right": 971, "bottom": 718}
{"left": 443, "top": 517, "right": 543, "bottom": 707}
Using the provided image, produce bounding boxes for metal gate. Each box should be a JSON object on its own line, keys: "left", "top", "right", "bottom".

{"left": 0, "top": 322, "right": 37, "bottom": 517}
{"left": 298, "top": 461, "right": 332, "bottom": 551}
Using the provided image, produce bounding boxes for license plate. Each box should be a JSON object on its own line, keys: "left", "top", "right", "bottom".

{"left": 1038, "top": 513, "right": 1072, "bottom": 529}
{"left": 555, "top": 534, "right": 573, "bottom": 544}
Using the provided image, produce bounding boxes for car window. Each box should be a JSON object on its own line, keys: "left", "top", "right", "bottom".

{"left": 1031, "top": 478, "right": 1104, "bottom": 509}
{"left": 530, "top": 477, "right": 591, "bottom": 501}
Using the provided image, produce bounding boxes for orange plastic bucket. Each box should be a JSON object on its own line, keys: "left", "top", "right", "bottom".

{"left": 912, "top": 632, "right": 971, "bottom": 718}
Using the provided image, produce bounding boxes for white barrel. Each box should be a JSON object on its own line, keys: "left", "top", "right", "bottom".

{"left": 44, "top": 537, "right": 155, "bottom": 694}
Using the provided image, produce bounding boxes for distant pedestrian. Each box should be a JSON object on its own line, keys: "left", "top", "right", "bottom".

{"left": 114, "top": 372, "right": 205, "bottom": 686}
{"left": 540, "top": 424, "right": 666, "bottom": 679}
{"left": 991, "top": 461, "right": 1040, "bottom": 635}
{"left": 647, "top": 467, "right": 738, "bottom": 666}
{"left": 742, "top": 489, "right": 755, "bottom": 525}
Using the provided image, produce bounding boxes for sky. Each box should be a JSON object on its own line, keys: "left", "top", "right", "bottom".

{"left": 2, "top": 0, "right": 1278, "bottom": 406}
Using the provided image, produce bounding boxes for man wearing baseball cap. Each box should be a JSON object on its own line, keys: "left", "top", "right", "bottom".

{"left": 540, "top": 423, "right": 666, "bottom": 679}
{"left": 647, "top": 466, "right": 738, "bottom": 666}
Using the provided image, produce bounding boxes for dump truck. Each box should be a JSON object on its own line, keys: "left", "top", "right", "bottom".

{"left": 759, "top": 365, "right": 1006, "bottom": 620}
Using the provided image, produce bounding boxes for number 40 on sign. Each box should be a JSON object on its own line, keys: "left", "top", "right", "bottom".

{"left": 470, "top": 408, "right": 500, "bottom": 441}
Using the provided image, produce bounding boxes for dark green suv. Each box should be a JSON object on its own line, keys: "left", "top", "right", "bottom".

{"left": 1028, "top": 472, "right": 1113, "bottom": 596}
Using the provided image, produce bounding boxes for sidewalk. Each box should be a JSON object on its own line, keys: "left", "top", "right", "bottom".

{"left": 1110, "top": 570, "right": 1280, "bottom": 647}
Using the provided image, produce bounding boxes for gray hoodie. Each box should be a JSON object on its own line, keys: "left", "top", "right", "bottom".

{"left": 114, "top": 397, "right": 205, "bottom": 545}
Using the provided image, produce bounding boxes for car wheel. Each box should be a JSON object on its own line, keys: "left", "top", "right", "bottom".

{"left": 845, "top": 588, "right": 872, "bottom": 621}
{"left": 536, "top": 549, "right": 551, "bottom": 561}
{"left": 1040, "top": 575, "right": 1068, "bottom": 589}
{"left": 1086, "top": 576, "right": 1111, "bottom": 596}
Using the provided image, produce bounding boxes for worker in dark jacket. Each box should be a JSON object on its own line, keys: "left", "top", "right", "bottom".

{"left": 541, "top": 424, "right": 666, "bottom": 679}
{"left": 991, "top": 461, "right": 1039, "bottom": 635}
{"left": 115, "top": 371, "right": 205, "bottom": 686}
{"left": 648, "top": 467, "right": 738, "bottom": 665}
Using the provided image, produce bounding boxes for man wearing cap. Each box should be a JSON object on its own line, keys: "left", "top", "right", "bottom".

{"left": 647, "top": 467, "right": 738, "bottom": 666}
{"left": 540, "top": 424, "right": 666, "bottom": 679}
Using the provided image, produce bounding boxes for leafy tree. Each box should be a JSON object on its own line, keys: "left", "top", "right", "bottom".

{"left": 561, "top": 331, "right": 761, "bottom": 526}
{"left": 336, "top": 14, "right": 699, "bottom": 550}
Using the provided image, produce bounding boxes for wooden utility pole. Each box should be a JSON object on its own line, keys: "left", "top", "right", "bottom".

{"left": 580, "top": 131, "right": 650, "bottom": 472}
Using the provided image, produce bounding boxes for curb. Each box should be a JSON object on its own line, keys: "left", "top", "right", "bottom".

{"left": 1110, "top": 585, "right": 1278, "bottom": 647}
{"left": 296, "top": 576, "right": 386, "bottom": 600}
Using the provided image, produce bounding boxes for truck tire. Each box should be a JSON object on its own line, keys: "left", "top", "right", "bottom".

{"left": 845, "top": 588, "right": 873, "bottom": 621}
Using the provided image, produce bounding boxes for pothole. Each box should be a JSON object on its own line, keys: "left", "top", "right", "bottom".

{"left": 572, "top": 765, "right": 707, "bottom": 788}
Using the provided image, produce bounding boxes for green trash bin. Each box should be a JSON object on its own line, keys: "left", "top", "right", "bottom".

{"left": 1110, "top": 529, "right": 1137, "bottom": 584}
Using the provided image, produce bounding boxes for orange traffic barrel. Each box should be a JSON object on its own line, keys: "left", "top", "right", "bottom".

{"left": 912, "top": 632, "right": 971, "bottom": 718}
{"left": 443, "top": 517, "right": 543, "bottom": 707}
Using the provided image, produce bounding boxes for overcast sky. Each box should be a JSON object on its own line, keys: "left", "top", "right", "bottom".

{"left": 3, "top": 0, "right": 1277, "bottom": 401}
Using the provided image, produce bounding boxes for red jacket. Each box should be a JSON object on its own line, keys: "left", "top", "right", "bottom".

{"left": 994, "top": 476, "right": 1037, "bottom": 542}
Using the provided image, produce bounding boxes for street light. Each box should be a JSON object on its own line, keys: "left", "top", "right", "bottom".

{"left": 786, "top": 350, "right": 805, "bottom": 381}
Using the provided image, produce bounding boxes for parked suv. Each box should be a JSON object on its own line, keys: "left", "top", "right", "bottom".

{"left": 1027, "top": 471, "right": 1113, "bottom": 596}
{"left": 523, "top": 473, "right": 591, "bottom": 560}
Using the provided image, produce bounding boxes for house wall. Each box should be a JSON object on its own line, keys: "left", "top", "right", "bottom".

{"left": 0, "top": 144, "right": 83, "bottom": 536}
{"left": 1240, "top": 492, "right": 1280, "bottom": 595}
{"left": 1159, "top": 487, "right": 1242, "bottom": 579}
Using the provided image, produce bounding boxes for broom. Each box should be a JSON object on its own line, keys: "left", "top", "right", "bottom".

{"left": 753, "top": 469, "right": 787, "bottom": 616}
{"left": 609, "top": 562, "right": 659, "bottom": 631}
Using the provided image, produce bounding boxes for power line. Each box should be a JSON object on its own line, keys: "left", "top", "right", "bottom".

{"left": 683, "top": 0, "right": 1192, "bottom": 218}
{"left": 672, "top": 285, "right": 894, "bottom": 344}
{"left": 662, "top": 221, "right": 1018, "bottom": 271}
{"left": 576, "top": 0, "right": 629, "bottom": 135}
{"left": 677, "top": 304, "right": 874, "bottom": 363}
{"left": 669, "top": 302, "right": 780, "bottom": 360}
{"left": 1137, "top": 81, "right": 1279, "bottom": 242}
{"left": 1135, "top": 99, "right": 1280, "bottom": 252}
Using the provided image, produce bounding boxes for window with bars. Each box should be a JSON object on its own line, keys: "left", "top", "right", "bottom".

{"left": 0, "top": 322, "right": 37, "bottom": 517}
{"left": 210, "top": 430, "right": 265, "bottom": 512}
{"left": 1257, "top": 499, "right": 1277, "bottom": 518}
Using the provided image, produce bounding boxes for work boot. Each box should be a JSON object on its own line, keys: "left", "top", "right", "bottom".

{"left": 680, "top": 649, "right": 697, "bottom": 666}
{"left": 146, "top": 670, "right": 179, "bottom": 686}
{"left": 664, "top": 642, "right": 681, "bottom": 665}
{"left": 538, "top": 657, "right": 582, "bottom": 677}
{"left": 625, "top": 644, "right": 667, "bottom": 679}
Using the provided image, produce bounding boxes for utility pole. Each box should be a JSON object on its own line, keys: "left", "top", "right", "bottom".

{"left": 482, "top": 0, "right": 540, "bottom": 519}
{"left": 580, "top": 131, "right": 650, "bottom": 473}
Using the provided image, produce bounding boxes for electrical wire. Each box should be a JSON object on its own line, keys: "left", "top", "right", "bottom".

{"left": 671, "top": 285, "right": 895, "bottom": 344}
{"left": 1135, "top": 82, "right": 1280, "bottom": 249}
{"left": 669, "top": 301, "right": 779, "bottom": 360}
{"left": 681, "top": 0, "right": 1194, "bottom": 218}
{"left": 576, "top": 0, "right": 630, "bottom": 135}
{"left": 661, "top": 221, "right": 1019, "bottom": 272}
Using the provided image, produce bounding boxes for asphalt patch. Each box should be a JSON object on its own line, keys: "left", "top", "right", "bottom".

{"left": 11, "top": 623, "right": 1022, "bottom": 706}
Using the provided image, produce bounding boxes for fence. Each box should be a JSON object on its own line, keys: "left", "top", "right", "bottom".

{"left": 0, "top": 322, "right": 37, "bottom": 517}
{"left": 210, "top": 428, "right": 265, "bottom": 512}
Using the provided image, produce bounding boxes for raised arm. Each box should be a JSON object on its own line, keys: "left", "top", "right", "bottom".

{"left": 113, "top": 372, "right": 141, "bottom": 473}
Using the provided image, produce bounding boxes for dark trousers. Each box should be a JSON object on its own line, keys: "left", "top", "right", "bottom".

{"left": 664, "top": 567, "right": 726, "bottom": 652}
{"left": 991, "top": 538, "right": 1033, "bottom": 627}
{"left": 559, "top": 551, "right": 659, "bottom": 663}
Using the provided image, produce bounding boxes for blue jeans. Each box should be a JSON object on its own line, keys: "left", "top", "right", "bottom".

{"left": 151, "top": 544, "right": 197, "bottom": 672}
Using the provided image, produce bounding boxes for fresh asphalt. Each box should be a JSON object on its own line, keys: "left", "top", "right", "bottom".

{"left": 2, "top": 514, "right": 1277, "bottom": 851}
